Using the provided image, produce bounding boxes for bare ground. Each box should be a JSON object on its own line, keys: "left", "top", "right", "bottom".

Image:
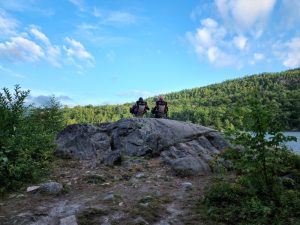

{"left": 0, "top": 157, "right": 211, "bottom": 225}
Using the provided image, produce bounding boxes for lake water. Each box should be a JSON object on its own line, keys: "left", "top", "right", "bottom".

{"left": 284, "top": 132, "right": 300, "bottom": 154}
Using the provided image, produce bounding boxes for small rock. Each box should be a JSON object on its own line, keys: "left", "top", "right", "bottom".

{"left": 8, "top": 194, "right": 17, "bottom": 199}
{"left": 101, "top": 217, "right": 111, "bottom": 225}
{"left": 103, "top": 194, "right": 114, "bottom": 201}
{"left": 40, "top": 182, "right": 63, "bottom": 195}
{"left": 129, "top": 177, "right": 139, "bottom": 185}
{"left": 113, "top": 175, "right": 120, "bottom": 181}
{"left": 133, "top": 216, "right": 149, "bottom": 225}
{"left": 181, "top": 182, "right": 193, "bottom": 191}
{"left": 135, "top": 172, "right": 145, "bottom": 178}
{"left": 60, "top": 215, "right": 78, "bottom": 225}
{"left": 16, "top": 194, "right": 25, "bottom": 198}
{"left": 119, "top": 202, "right": 124, "bottom": 207}
{"left": 26, "top": 186, "right": 40, "bottom": 193}
{"left": 139, "top": 202, "right": 149, "bottom": 207}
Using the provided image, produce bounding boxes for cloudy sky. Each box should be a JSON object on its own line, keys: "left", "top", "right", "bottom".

{"left": 0, "top": 0, "right": 299, "bottom": 106}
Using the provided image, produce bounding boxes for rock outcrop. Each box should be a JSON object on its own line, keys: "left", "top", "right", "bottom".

{"left": 55, "top": 118, "right": 228, "bottom": 175}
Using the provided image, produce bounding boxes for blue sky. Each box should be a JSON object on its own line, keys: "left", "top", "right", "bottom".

{"left": 0, "top": 0, "right": 299, "bottom": 106}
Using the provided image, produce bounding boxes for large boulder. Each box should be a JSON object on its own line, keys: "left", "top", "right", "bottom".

{"left": 55, "top": 123, "right": 111, "bottom": 160}
{"left": 55, "top": 118, "right": 228, "bottom": 175}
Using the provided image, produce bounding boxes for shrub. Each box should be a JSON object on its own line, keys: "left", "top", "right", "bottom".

{"left": 0, "top": 85, "right": 64, "bottom": 194}
{"left": 203, "top": 91, "right": 300, "bottom": 224}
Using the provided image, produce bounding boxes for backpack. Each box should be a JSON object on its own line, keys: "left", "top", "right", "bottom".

{"left": 156, "top": 101, "right": 166, "bottom": 113}
{"left": 137, "top": 104, "right": 146, "bottom": 113}
{"left": 136, "top": 101, "right": 147, "bottom": 115}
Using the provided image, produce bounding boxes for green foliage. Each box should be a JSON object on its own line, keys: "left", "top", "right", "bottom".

{"left": 203, "top": 91, "right": 300, "bottom": 225}
{"left": 0, "top": 85, "right": 64, "bottom": 194}
{"left": 60, "top": 69, "right": 300, "bottom": 130}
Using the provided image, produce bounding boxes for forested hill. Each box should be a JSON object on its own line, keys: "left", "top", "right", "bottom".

{"left": 62, "top": 69, "right": 300, "bottom": 130}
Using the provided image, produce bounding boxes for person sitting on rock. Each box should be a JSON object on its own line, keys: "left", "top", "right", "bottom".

{"left": 151, "top": 96, "right": 168, "bottom": 118}
{"left": 130, "top": 97, "right": 149, "bottom": 117}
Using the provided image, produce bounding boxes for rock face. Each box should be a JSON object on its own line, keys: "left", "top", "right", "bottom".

{"left": 55, "top": 123, "right": 111, "bottom": 160}
{"left": 55, "top": 118, "right": 228, "bottom": 175}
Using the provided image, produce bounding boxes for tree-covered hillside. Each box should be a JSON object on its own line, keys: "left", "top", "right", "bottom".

{"left": 62, "top": 69, "right": 300, "bottom": 130}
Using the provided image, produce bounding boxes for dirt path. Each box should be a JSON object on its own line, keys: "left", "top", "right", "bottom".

{"left": 0, "top": 158, "right": 210, "bottom": 225}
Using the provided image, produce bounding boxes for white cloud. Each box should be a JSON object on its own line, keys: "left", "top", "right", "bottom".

{"left": 272, "top": 38, "right": 300, "bottom": 68}
{"left": 187, "top": 18, "right": 235, "bottom": 66}
{"left": 215, "top": 0, "right": 276, "bottom": 32}
{"left": 207, "top": 47, "right": 235, "bottom": 66}
{"left": 104, "top": 11, "right": 136, "bottom": 25}
{"left": 64, "top": 37, "right": 94, "bottom": 62}
{"left": 215, "top": 0, "right": 229, "bottom": 19}
{"left": 77, "top": 23, "right": 98, "bottom": 31}
{"left": 27, "top": 94, "right": 73, "bottom": 107}
{"left": 0, "top": 10, "right": 18, "bottom": 37}
{"left": 28, "top": 26, "right": 62, "bottom": 67}
{"left": 207, "top": 46, "right": 219, "bottom": 62}
{"left": 283, "top": 38, "right": 300, "bottom": 68}
{"left": 0, "top": 12, "right": 94, "bottom": 71}
{"left": 63, "top": 37, "right": 94, "bottom": 73}
{"left": 233, "top": 35, "right": 247, "bottom": 50}
{"left": 250, "top": 52, "right": 265, "bottom": 65}
{"left": 254, "top": 53, "right": 264, "bottom": 61}
{"left": 0, "top": 36, "right": 44, "bottom": 62}
{"left": 195, "top": 29, "right": 212, "bottom": 48}
{"left": 187, "top": 1, "right": 281, "bottom": 67}
{"left": 68, "top": 0, "right": 85, "bottom": 11}
{"left": 233, "top": 0, "right": 276, "bottom": 29}
{"left": 187, "top": 18, "right": 226, "bottom": 51}
{"left": 30, "top": 26, "right": 50, "bottom": 45}
{"left": 26, "top": 89, "right": 74, "bottom": 106}
{"left": 201, "top": 18, "right": 218, "bottom": 28}
{"left": 280, "top": 0, "right": 300, "bottom": 28}
{"left": 47, "top": 45, "right": 61, "bottom": 67}
{"left": 92, "top": 7, "right": 102, "bottom": 17}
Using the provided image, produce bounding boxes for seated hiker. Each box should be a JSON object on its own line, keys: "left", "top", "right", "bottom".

{"left": 151, "top": 96, "right": 168, "bottom": 118}
{"left": 130, "top": 97, "right": 149, "bottom": 117}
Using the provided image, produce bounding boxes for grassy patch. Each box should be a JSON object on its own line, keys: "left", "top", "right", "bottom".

{"left": 181, "top": 189, "right": 213, "bottom": 225}
{"left": 84, "top": 174, "right": 106, "bottom": 184}
{"left": 174, "top": 168, "right": 195, "bottom": 177}
{"left": 76, "top": 208, "right": 108, "bottom": 225}
{"left": 127, "top": 193, "right": 172, "bottom": 224}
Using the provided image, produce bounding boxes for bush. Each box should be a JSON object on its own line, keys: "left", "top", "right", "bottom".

{"left": 0, "top": 85, "right": 64, "bottom": 194}
{"left": 202, "top": 91, "right": 300, "bottom": 224}
{"left": 204, "top": 177, "right": 300, "bottom": 225}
